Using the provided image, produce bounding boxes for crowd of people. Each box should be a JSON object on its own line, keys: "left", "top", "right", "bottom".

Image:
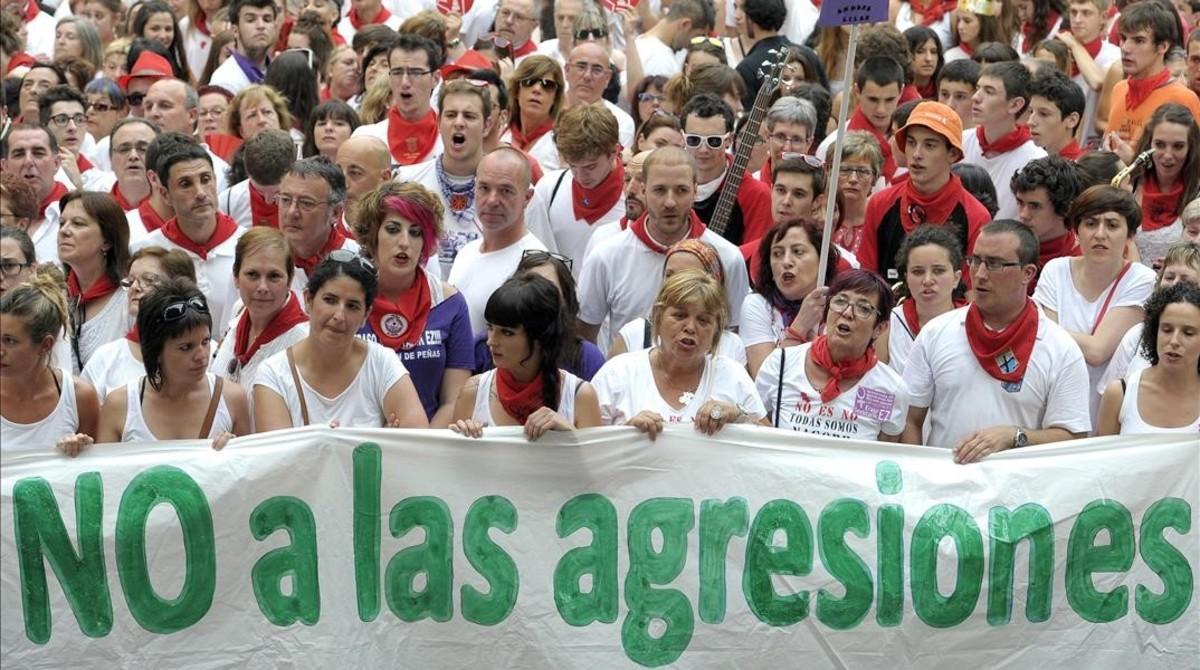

{"left": 1, "top": 0, "right": 1198, "bottom": 461}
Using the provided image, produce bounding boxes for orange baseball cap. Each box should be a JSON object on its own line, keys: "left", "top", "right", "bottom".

{"left": 895, "top": 101, "right": 965, "bottom": 158}
{"left": 117, "top": 52, "right": 173, "bottom": 92}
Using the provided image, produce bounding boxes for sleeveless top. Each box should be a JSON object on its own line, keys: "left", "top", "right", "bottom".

{"left": 0, "top": 366, "right": 79, "bottom": 453}
{"left": 471, "top": 369, "right": 581, "bottom": 426}
{"left": 122, "top": 374, "right": 233, "bottom": 442}
{"left": 1118, "top": 368, "right": 1200, "bottom": 435}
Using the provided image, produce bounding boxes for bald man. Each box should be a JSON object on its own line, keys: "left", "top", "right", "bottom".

{"left": 335, "top": 135, "right": 392, "bottom": 232}
{"left": 565, "top": 42, "right": 635, "bottom": 148}
{"left": 144, "top": 79, "right": 230, "bottom": 192}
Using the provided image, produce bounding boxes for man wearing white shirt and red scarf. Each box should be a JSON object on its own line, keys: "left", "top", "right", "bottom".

{"left": 564, "top": 42, "right": 636, "bottom": 150}
{"left": 340, "top": 0, "right": 402, "bottom": 43}
{"left": 277, "top": 157, "right": 359, "bottom": 295}
{"left": 901, "top": 220, "right": 1090, "bottom": 461}
{"left": 132, "top": 141, "right": 245, "bottom": 340}
{"left": 125, "top": 131, "right": 184, "bottom": 242}
{"left": 106, "top": 119, "right": 159, "bottom": 238}
{"left": 1, "top": 124, "right": 66, "bottom": 265}
{"left": 523, "top": 102, "right": 624, "bottom": 269}
{"left": 494, "top": 0, "right": 541, "bottom": 62}
{"left": 209, "top": 0, "right": 279, "bottom": 96}
{"left": 577, "top": 146, "right": 749, "bottom": 351}
{"left": 352, "top": 33, "right": 444, "bottom": 167}
{"left": 219, "top": 129, "right": 294, "bottom": 229}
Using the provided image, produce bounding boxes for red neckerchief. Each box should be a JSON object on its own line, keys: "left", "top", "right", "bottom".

{"left": 22, "top": 0, "right": 38, "bottom": 21}
{"left": 512, "top": 39, "right": 537, "bottom": 59}
{"left": 901, "top": 297, "right": 966, "bottom": 336}
{"left": 125, "top": 325, "right": 140, "bottom": 343}
{"left": 294, "top": 225, "right": 349, "bottom": 275}
{"left": 386, "top": 107, "right": 438, "bottom": 165}
{"left": 495, "top": 367, "right": 546, "bottom": 424}
{"left": 38, "top": 182, "right": 68, "bottom": 220}
{"left": 958, "top": 41, "right": 974, "bottom": 57}
{"left": 1059, "top": 140, "right": 1085, "bottom": 160}
{"left": 509, "top": 120, "right": 554, "bottom": 150}
{"left": 965, "top": 299, "right": 1039, "bottom": 383}
{"left": 849, "top": 106, "right": 895, "bottom": 180}
{"left": 368, "top": 269, "right": 433, "bottom": 350}
{"left": 319, "top": 85, "right": 332, "bottom": 102}
{"left": 204, "top": 133, "right": 243, "bottom": 163}
{"left": 1069, "top": 34, "right": 1104, "bottom": 77}
{"left": 1142, "top": 176, "right": 1183, "bottom": 232}
{"left": 248, "top": 183, "right": 278, "bottom": 228}
{"left": 233, "top": 292, "right": 307, "bottom": 366}
{"left": 66, "top": 269, "right": 118, "bottom": 305}
{"left": 899, "top": 173, "right": 963, "bottom": 233}
{"left": 629, "top": 211, "right": 705, "bottom": 254}
{"left": 138, "top": 199, "right": 168, "bottom": 232}
{"left": 5, "top": 52, "right": 36, "bottom": 74}
{"left": 348, "top": 4, "right": 391, "bottom": 29}
{"left": 809, "top": 335, "right": 878, "bottom": 404}
{"left": 899, "top": 84, "right": 922, "bottom": 105}
{"left": 160, "top": 213, "right": 238, "bottom": 261}
{"left": 1019, "top": 11, "right": 1058, "bottom": 53}
{"left": 111, "top": 183, "right": 144, "bottom": 211}
{"left": 437, "top": 0, "right": 475, "bottom": 12}
{"left": 917, "top": 80, "right": 937, "bottom": 100}
{"left": 908, "top": 0, "right": 957, "bottom": 24}
{"left": 1125, "top": 67, "right": 1172, "bottom": 111}
{"left": 195, "top": 11, "right": 210, "bottom": 35}
{"left": 76, "top": 154, "right": 93, "bottom": 173}
{"left": 1038, "top": 230, "right": 1079, "bottom": 268}
{"left": 331, "top": 29, "right": 347, "bottom": 46}
{"left": 976, "top": 124, "right": 1031, "bottom": 156}
{"left": 572, "top": 158, "right": 623, "bottom": 224}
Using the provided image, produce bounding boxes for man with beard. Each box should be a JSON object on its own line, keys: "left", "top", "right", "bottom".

{"left": 353, "top": 33, "right": 444, "bottom": 167}
{"left": 0, "top": 124, "right": 64, "bottom": 264}
{"left": 564, "top": 42, "right": 635, "bottom": 149}
{"left": 210, "top": 0, "right": 279, "bottom": 95}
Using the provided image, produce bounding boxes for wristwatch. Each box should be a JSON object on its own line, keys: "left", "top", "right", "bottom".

{"left": 1013, "top": 427, "right": 1029, "bottom": 449}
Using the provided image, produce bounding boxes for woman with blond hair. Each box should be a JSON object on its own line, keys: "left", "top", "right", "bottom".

{"left": 504, "top": 55, "right": 566, "bottom": 170}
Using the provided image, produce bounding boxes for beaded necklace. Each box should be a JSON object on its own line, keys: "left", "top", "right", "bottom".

{"left": 436, "top": 157, "right": 476, "bottom": 227}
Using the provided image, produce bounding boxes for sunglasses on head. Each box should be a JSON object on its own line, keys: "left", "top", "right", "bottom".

{"left": 520, "top": 77, "right": 558, "bottom": 90}
{"left": 684, "top": 133, "right": 729, "bottom": 149}
{"left": 328, "top": 248, "right": 376, "bottom": 272}
{"left": 690, "top": 36, "right": 723, "bottom": 47}
{"left": 522, "top": 248, "right": 573, "bottom": 270}
{"left": 162, "top": 296, "right": 208, "bottom": 321}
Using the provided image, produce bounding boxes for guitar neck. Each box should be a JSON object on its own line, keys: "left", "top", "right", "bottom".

{"left": 707, "top": 72, "right": 778, "bottom": 238}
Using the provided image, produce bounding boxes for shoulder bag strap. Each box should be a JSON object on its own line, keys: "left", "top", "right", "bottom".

{"left": 549, "top": 169, "right": 569, "bottom": 216}
{"left": 774, "top": 346, "right": 785, "bottom": 428}
{"left": 286, "top": 347, "right": 311, "bottom": 426}
{"left": 643, "top": 319, "right": 652, "bottom": 349}
{"left": 199, "top": 376, "right": 224, "bottom": 438}
{"left": 1091, "top": 261, "right": 1133, "bottom": 335}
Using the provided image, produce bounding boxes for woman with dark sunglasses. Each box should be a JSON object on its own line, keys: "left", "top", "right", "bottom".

{"left": 95, "top": 279, "right": 251, "bottom": 447}
{"left": 504, "top": 55, "right": 566, "bottom": 171}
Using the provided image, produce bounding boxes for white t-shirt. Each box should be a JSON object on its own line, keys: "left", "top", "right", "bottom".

{"left": 1032, "top": 257, "right": 1156, "bottom": 423}
{"left": 755, "top": 342, "right": 910, "bottom": 439}
{"left": 25, "top": 10, "right": 56, "bottom": 59}
{"left": 944, "top": 46, "right": 970, "bottom": 62}
{"left": 895, "top": 4, "right": 953, "bottom": 48}
{"left": 209, "top": 56, "right": 254, "bottom": 96}
{"left": 616, "top": 317, "right": 747, "bottom": 366}
{"left": 0, "top": 367, "right": 79, "bottom": 452}
{"left": 959, "top": 130, "right": 1047, "bottom": 220}
{"left": 885, "top": 307, "right": 920, "bottom": 376}
{"left": 498, "top": 127, "right": 562, "bottom": 173}
{"left": 738, "top": 292, "right": 786, "bottom": 348}
{"left": 591, "top": 349, "right": 766, "bottom": 426}
{"left": 637, "top": 34, "right": 682, "bottom": 78}
{"left": 1096, "top": 322, "right": 1151, "bottom": 396}
{"left": 219, "top": 180, "right": 268, "bottom": 228}
{"left": 395, "top": 158, "right": 480, "bottom": 278}
{"left": 902, "top": 305, "right": 1092, "bottom": 447}
{"left": 72, "top": 290, "right": 131, "bottom": 374}
{"left": 180, "top": 18, "right": 213, "bottom": 83}
{"left": 254, "top": 341, "right": 409, "bottom": 428}
{"left": 210, "top": 311, "right": 309, "bottom": 389}
{"left": 29, "top": 207, "right": 61, "bottom": 268}
{"left": 603, "top": 99, "right": 636, "bottom": 152}
{"left": 447, "top": 231, "right": 548, "bottom": 336}
{"left": 523, "top": 168, "right": 625, "bottom": 271}
{"left": 81, "top": 338, "right": 144, "bottom": 401}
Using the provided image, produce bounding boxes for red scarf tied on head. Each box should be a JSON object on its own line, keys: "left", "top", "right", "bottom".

{"left": 233, "top": 292, "right": 308, "bottom": 366}
{"left": 899, "top": 173, "right": 963, "bottom": 233}
{"left": 66, "top": 270, "right": 118, "bottom": 305}
{"left": 976, "top": 124, "right": 1031, "bottom": 155}
{"left": 38, "top": 182, "right": 69, "bottom": 220}
{"left": 386, "top": 108, "right": 439, "bottom": 165}
{"left": 495, "top": 368, "right": 547, "bottom": 424}
{"left": 1142, "top": 177, "right": 1183, "bottom": 232}
{"left": 849, "top": 107, "right": 896, "bottom": 181}
{"left": 573, "top": 157, "right": 624, "bottom": 224}
{"left": 629, "top": 211, "right": 706, "bottom": 254}
{"left": 809, "top": 335, "right": 878, "bottom": 404}
{"left": 294, "top": 225, "right": 350, "bottom": 276}
{"left": 368, "top": 269, "right": 433, "bottom": 350}
{"left": 161, "top": 213, "right": 239, "bottom": 261}
{"left": 1125, "top": 67, "right": 1172, "bottom": 111}
{"left": 964, "top": 299, "right": 1039, "bottom": 382}
{"left": 509, "top": 120, "right": 554, "bottom": 151}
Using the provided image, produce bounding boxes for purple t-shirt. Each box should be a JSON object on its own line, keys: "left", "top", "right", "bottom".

{"left": 358, "top": 291, "right": 474, "bottom": 419}
{"left": 473, "top": 336, "right": 606, "bottom": 380}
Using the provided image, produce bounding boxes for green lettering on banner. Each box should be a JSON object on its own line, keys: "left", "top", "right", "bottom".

{"left": 352, "top": 443, "right": 382, "bottom": 622}
{"left": 986, "top": 504, "right": 1053, "bottom": 625}
{"left": 115, "top": 466, "right": 216, "bottom": 634}
{"left": 744, "top": 499, "right": 813, "bottom": 626}
{"left": 12, "top": 474, "right": 113, "bottom": 644}
{"left": 1066, "top": 500, "right": 1135, "bottom": 623}
{"left": 553, "top": 494, "right": 618, "bottom": 626}
{"left": 910, "top": 504, "right": 984, "bottom": 628}
{"left": 385, "top": 496, "right": 454, "bottom": 621}
{"left": 697, "top": 497, "right": 749, "bottom": 624}
{"left": 461, "top": 495, "right": 519, "bottom": 626}
{"left": 816, "top": 499, "right": 873, "bottom": 629}
{"left": 1136, "top": 497, "right": 1194, "bottom": 624}
{"left": 622, "top": 498, "right": 695, "bottom": 668}
{"left": 249, "top": 496, "right": 320, "bottom": 626}
{"left": 875, "top": 461, "right": 904, "bottom": 627}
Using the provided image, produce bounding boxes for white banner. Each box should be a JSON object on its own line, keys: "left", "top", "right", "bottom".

{"left": 2, "top": 427, "right": 1197, "bottom": 668}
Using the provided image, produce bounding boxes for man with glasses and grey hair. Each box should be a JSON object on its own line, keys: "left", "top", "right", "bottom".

{"left": 144, "top": 79, "right": 232, "bottom": 193}
{"left": 276, "top": 156, "right": 361, "bottom": 294}
{"left": 755, "top": 95, "right": 818, "bottom": 185}
{"left": 564, "top": 41, "right": 635, "bottom": 148}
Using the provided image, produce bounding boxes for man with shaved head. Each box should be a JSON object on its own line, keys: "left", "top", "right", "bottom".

{"left": 564, "top": 42, "right": 635, "bottom": 148}
{"left": 144, "top": 79, "right": 231, "bottom": 192}
{"left": 336, "top": 135, "right": 393, "bottom": 234}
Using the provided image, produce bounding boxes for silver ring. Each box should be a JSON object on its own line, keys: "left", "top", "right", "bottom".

{"left": 708, "top": 406, "right": 725, "bottom": 421}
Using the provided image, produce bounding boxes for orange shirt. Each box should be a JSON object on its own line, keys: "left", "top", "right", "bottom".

{"left": 1107, "top": 80, "right": 1200, "bottom": 146}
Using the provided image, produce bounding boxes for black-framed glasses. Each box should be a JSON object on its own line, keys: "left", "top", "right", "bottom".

{"left": 328, "top": 248, "right": 376, "bottom": 272}
{"left": 575, "top": 28, "right": 607, "bottom": 41}
{"left": 522, "top": 248, "right": 573, "bottom": 270}
{"left": 49, "top": 113, "right": 87, "bottom": 127}
{"left": 637, "top": 92, "right": 666, "bottom": 103}
{"left": 0, "top": 259, "right": 32, "bottom": 277}
{"left": 520, "top": 77, "right": 558, "bottom": 90}
{"left": 276, "top": 193, "right": 333, "bottom": 212}
{"left": 684, "top": 133, "right": 729, "bottom": 149}
{"left": 162, "top": 296, "right": 208, "bottom": 321}
{"left": 126, "top": 92, "right": 146, "bottom": 107}
{"left": 965, "top": 255, "right": 1023, "bottom": 272}
{"left": 389, "top": 67, "right": 433, "bottom": 80}
{"left": 829, "top": 295, "right": 880, "bottom": 320}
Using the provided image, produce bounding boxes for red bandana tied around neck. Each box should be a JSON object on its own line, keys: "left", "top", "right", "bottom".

{"left": 386, "top": 108, "right": 439, "bottom": 165}
{"left": 899, "top": 173, "right": 963, "bottom": 233}
{"left": 38, "top": 182, "right": 69, "bottom": 220}
{"left": 509, "top": 120, "right": 554, "bottom": 151}
{"left": 495, "top": 367, "right": 546, "bottom": 424}
{"left": 66, "top": 269, "right": 118, "bottom": 305}
{"left": 248, "top": 183, "right": 278, "bottom": 228}
{"left": 368, "top": 269, "right": 433, "bottom": 350}
{"left": 1059, "top": 140, "right": 1084, "bottom": 161}
{"left": 294, "top": 225, "right": 349, "bottom": 275}
{"left": 110, "top": 183, "right": 144, "bottom": 211}
{"left": 233, "top": 292, "right": 308, "bottom": 366}
{"left": 348, "top": 4, "right": 391, "bottom": 29}
{"left": 22, "top": 0, "right": 38, "bottom": 21}
{"left": 908, "top": 0, "right": 957, "bottom": 24}
{"left": 1125, "top": 67, "right": 1173, "bottom": 111}
{"left": 512, "top": 39, "right": 537, "bottom": 59}
{"left": 1142, "top": 177, "right": 1183, "bottom": 232}
{"left": 809, "top": 335, "right": 878, "bottom": 404}
{"left": 1019, "top": 12, "right": 1058, "bottom": 53}
{"left": 572, "top": 158, "right": 624, "bottom": 224}
{"left": 1069, "top": 35, "right": 1104, "bottom": 77}
{"left": 1038, "top": 231, "right": 1079, "bottom": 269}
{"left": 5, "top": 52, "right": 36, "bottom": 74}
{"left": 901, "top": 297, "right": 966, "bottom": 336}
{"left": 138, "top": 199, "right": 167, "bottom": 233}
{"left": 917, "top": 80, "right": 937, "bottom": 100}
{"left": 958, "top": 42, "right": 974, "bottom": 57}
{"left": 965, "top": 299, "right": 1039, "bottom": 383}
{"left": 849, "top": 107, "right": 895, "bottom": 181}
{"left": 629, "top": 211, "right": 706, "bottom": 254}
{"left": 76, "top": 154, "right": 93, "bottom": 173}
{"left": 125, "top": 325, "right": 140, "bottom": 343}
{"left": 161, "top": 213, "right": 239, "bottom": 261}
{"left": 976, "top": 124, "right": 1031, "bottom": 156}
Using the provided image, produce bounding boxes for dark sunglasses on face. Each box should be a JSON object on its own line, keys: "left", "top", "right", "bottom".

{"left": 520, "top": 77, "right": 558, "bottom": 90}
{"left": 126, "top": 92, "right": 146, "bottom": 107}
{"left": 575, "top": 28, "right": 607, "bottom": 41}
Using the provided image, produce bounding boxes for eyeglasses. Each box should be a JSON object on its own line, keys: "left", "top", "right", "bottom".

{"left": 570, "top": 61, "right": 608, "bottom": 78}
{"left": 496, "top": 5, "right": 537, "bottom": 23}
{"left": 49, "top": 113, "right": 87, "bottom": 127}
{"left": 839, "top": 165, "right": 876, "bottom": 179}
{"left": 162, "top": 296, "right": 208, "bottom": 321}
{"left": 198, "top": 106, "right": 227, "bottom": 119}
{"left": 782, "top": 153, "right": 824, "bottom": 168}
{"left": 276, "top": 193, "right": 333, "bottom": 212}
{"left": 829, "top": 295, "right": 881, "bottom": 320}
{"left": 520, "top": 77, "right": 558, "bottom": 90}
{"left": 87, "top": 101, "right": 117, "bottom": 113}
{"left": 522, "top": 248, "right": 573, "bottom": 270}
{"left": 127, "top": 92, "right": 146, "bottom": 107}
{"left": 574, "top": 28, "right": 607, "bottom": 41}
{"left": 328, "top": 248, "right": 376, "bottom": 272}
{"left": 119, "top": 272, "right": 163, "bottom": 289}
{"left": 637, "top": 92, "right": 666, "bottom": 103}
{"left": 0, "top": 260, "right": 32, "bottom": 277}
{"left": 389, "top": 67, "right": 433, "bottom": 80}
{"left": 114, "top": 141, "right": 151, "bottom": 156}
{"left": 965, "top": 255, "right": 1024, "bottom": 272}
{"left": 684, "top": 133, "right": 729, "bottom": 149}
{"left": 769, "top": 132, "right": 810, "bottom": 148}
{"left": 690, "top": 36, "right": 723, "bottom": 47}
